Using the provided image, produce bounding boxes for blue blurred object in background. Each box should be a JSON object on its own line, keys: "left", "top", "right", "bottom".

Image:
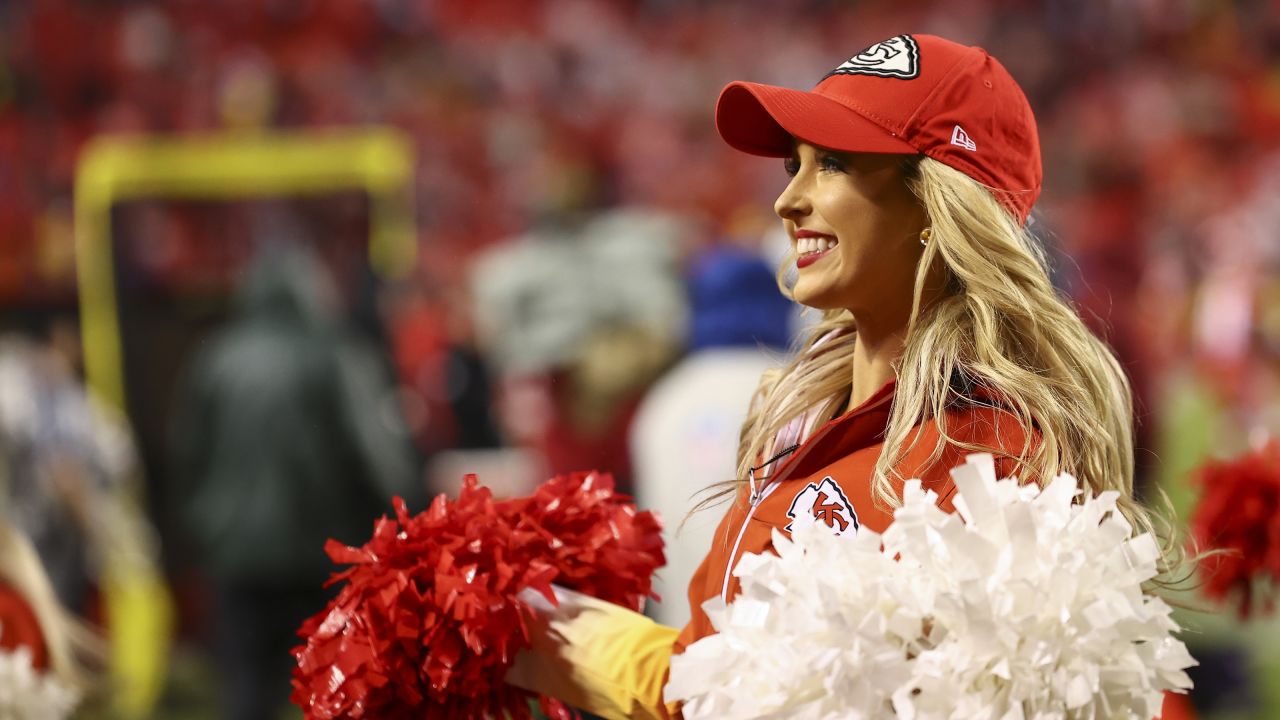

{"left": 687, "top": 246, "right": 792, "bottom": 353}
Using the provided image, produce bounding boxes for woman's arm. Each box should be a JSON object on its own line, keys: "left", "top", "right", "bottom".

{"left": 506, "top": 585, "right": 681, "bottom": 720}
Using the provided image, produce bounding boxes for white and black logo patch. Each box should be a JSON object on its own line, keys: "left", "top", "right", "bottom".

{"left": 785, "top": 476, "right": 860, "bottom": 537}
{"left": 951, "top": 124, "right": 977, "bottom": 151}
{"left": 825, "top": 35, "right": 920, "bottom": 80}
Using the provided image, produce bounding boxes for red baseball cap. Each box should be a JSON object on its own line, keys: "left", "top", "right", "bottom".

{"left": 716, "top": 34, "right": 1042, "bottom": 224}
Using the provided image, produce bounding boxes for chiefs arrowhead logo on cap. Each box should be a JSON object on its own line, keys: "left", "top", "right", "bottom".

{"left": 785, "top": 476, "right": 860, "bottom": 536}
{"left": 825, "top": 35, "right": 920, "bottom": 80}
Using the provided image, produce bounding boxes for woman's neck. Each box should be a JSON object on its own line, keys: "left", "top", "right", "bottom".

{"left": 846, "top": 319, "right": 908, "bottom": 413}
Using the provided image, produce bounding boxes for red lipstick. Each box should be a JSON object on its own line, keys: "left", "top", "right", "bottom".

{"left": 794, "top": 230, "right": 837, "bottom": 269}
{"left": 796, "top": 251, "right": 831, "bottom": 269}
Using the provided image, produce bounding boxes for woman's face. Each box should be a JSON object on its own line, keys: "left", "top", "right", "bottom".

{"left": 775, "top": 141, "right": 927, "bottom": 314}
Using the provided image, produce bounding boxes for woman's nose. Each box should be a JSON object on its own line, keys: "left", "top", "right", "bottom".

{"left": 774, "top": 177, "right": 811, "bottom": 221}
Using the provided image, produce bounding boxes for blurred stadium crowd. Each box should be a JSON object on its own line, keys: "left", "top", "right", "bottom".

{"left": 0, "top": 0, "right": 1279, "bottom": 718}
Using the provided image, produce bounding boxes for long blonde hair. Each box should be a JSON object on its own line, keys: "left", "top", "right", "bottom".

{"left": 722, "top": 155, "right": 1175, "bottom": 568}
{"left": 0, "top": 521, "right": 105, "bottom": 695}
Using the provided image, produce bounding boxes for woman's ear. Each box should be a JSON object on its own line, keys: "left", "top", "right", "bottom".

{"left": 899, "top": 154, "right": 924, "bottom": 182}
{"left": 900, "top": 154, "right": 929, "bottom": 230}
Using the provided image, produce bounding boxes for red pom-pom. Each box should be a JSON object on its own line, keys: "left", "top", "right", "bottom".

{"left": 0, "top": 583, "right": 49, "bottom": 671}
{"left": 502, "top": 471, "right": 666, "bottom": 613}
{"left": 290, "top": 477, "right": 562, "bottom": 719}
{"left": 291, "top": 470, "right": 665, "bottom": 719}
{"left": 1191, "top": 441, "right": 1280, "bottom": 618}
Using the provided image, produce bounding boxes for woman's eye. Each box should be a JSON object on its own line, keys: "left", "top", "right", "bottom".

{"left": 783, "top": 158, "right": 800, "bottom": 177}
{"left": 818, "top": 153, "right": 846, "bottom": 173}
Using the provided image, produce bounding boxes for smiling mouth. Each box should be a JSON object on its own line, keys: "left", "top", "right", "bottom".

{"left": 796, "top": 236, "right": 837, "bottom": 268}
{"left": 796, "top": 236, "right": 838, "bottom": 258}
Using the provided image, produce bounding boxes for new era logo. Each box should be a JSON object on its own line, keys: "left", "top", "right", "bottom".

{"left": 951, "top": 124, "right": 977, "bottom": 151}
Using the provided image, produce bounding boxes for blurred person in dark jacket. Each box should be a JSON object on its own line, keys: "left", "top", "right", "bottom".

{"left": 170, "top": 242, "right": 420, "bottom": 720}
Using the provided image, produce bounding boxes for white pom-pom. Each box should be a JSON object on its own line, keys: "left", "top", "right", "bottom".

{"left": 0, "top": 647, "right": 80, "bottom": 720}
{"left": 667, "top": 454, "right": 1196, "bottom": 719}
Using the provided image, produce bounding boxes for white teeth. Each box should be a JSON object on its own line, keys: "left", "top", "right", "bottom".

{"left": 797, "top": 237, "right": 837, "bottom": 255}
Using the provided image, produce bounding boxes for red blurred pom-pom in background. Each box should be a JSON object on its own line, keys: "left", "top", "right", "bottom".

{"left": 1191, "top": 440, "right": 1280, "bottom": 619}
{"left": 289, "top": 471, "right": 665, "bottom": 719}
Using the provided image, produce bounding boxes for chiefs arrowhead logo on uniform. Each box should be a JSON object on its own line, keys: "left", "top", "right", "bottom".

{"left": 825, "top": 35, "right": 921, "bottom": 80}
{"left": 785, "top": 476, "right": 860, "bottom": 536}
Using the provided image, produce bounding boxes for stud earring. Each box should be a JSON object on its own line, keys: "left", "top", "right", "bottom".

{"left": 920, "top": 227, "right": 932, "bottom": 246}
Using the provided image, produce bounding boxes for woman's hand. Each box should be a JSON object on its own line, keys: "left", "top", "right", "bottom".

{"left": 507, "top": 585, "right": 681, "bottom": 720}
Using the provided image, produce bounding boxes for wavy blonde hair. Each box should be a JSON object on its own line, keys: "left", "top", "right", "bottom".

{"left": 716, "top": 155, "right": 1179, "bottom": 574}
{"left": 0, "top": 521, "right": 105, "bottom": 695}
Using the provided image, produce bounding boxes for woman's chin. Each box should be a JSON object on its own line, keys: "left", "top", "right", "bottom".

{"left": 790, "top": 282, "right": 845, "bottom": 311}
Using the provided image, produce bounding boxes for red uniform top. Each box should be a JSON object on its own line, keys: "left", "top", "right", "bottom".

{"left": 673, "top": 379, "right": 1033, "bottom": 655}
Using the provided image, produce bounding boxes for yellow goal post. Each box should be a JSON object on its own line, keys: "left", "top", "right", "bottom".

{"left": 75, "top": 127, "right": 417, "bottom": 412}
{"left": 71, "top": 127, "right": 416, "bottom": 717}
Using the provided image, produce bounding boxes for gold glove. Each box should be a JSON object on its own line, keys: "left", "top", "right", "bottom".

{"left": 506, "top": 585, "right": 680, "bottom": 720}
